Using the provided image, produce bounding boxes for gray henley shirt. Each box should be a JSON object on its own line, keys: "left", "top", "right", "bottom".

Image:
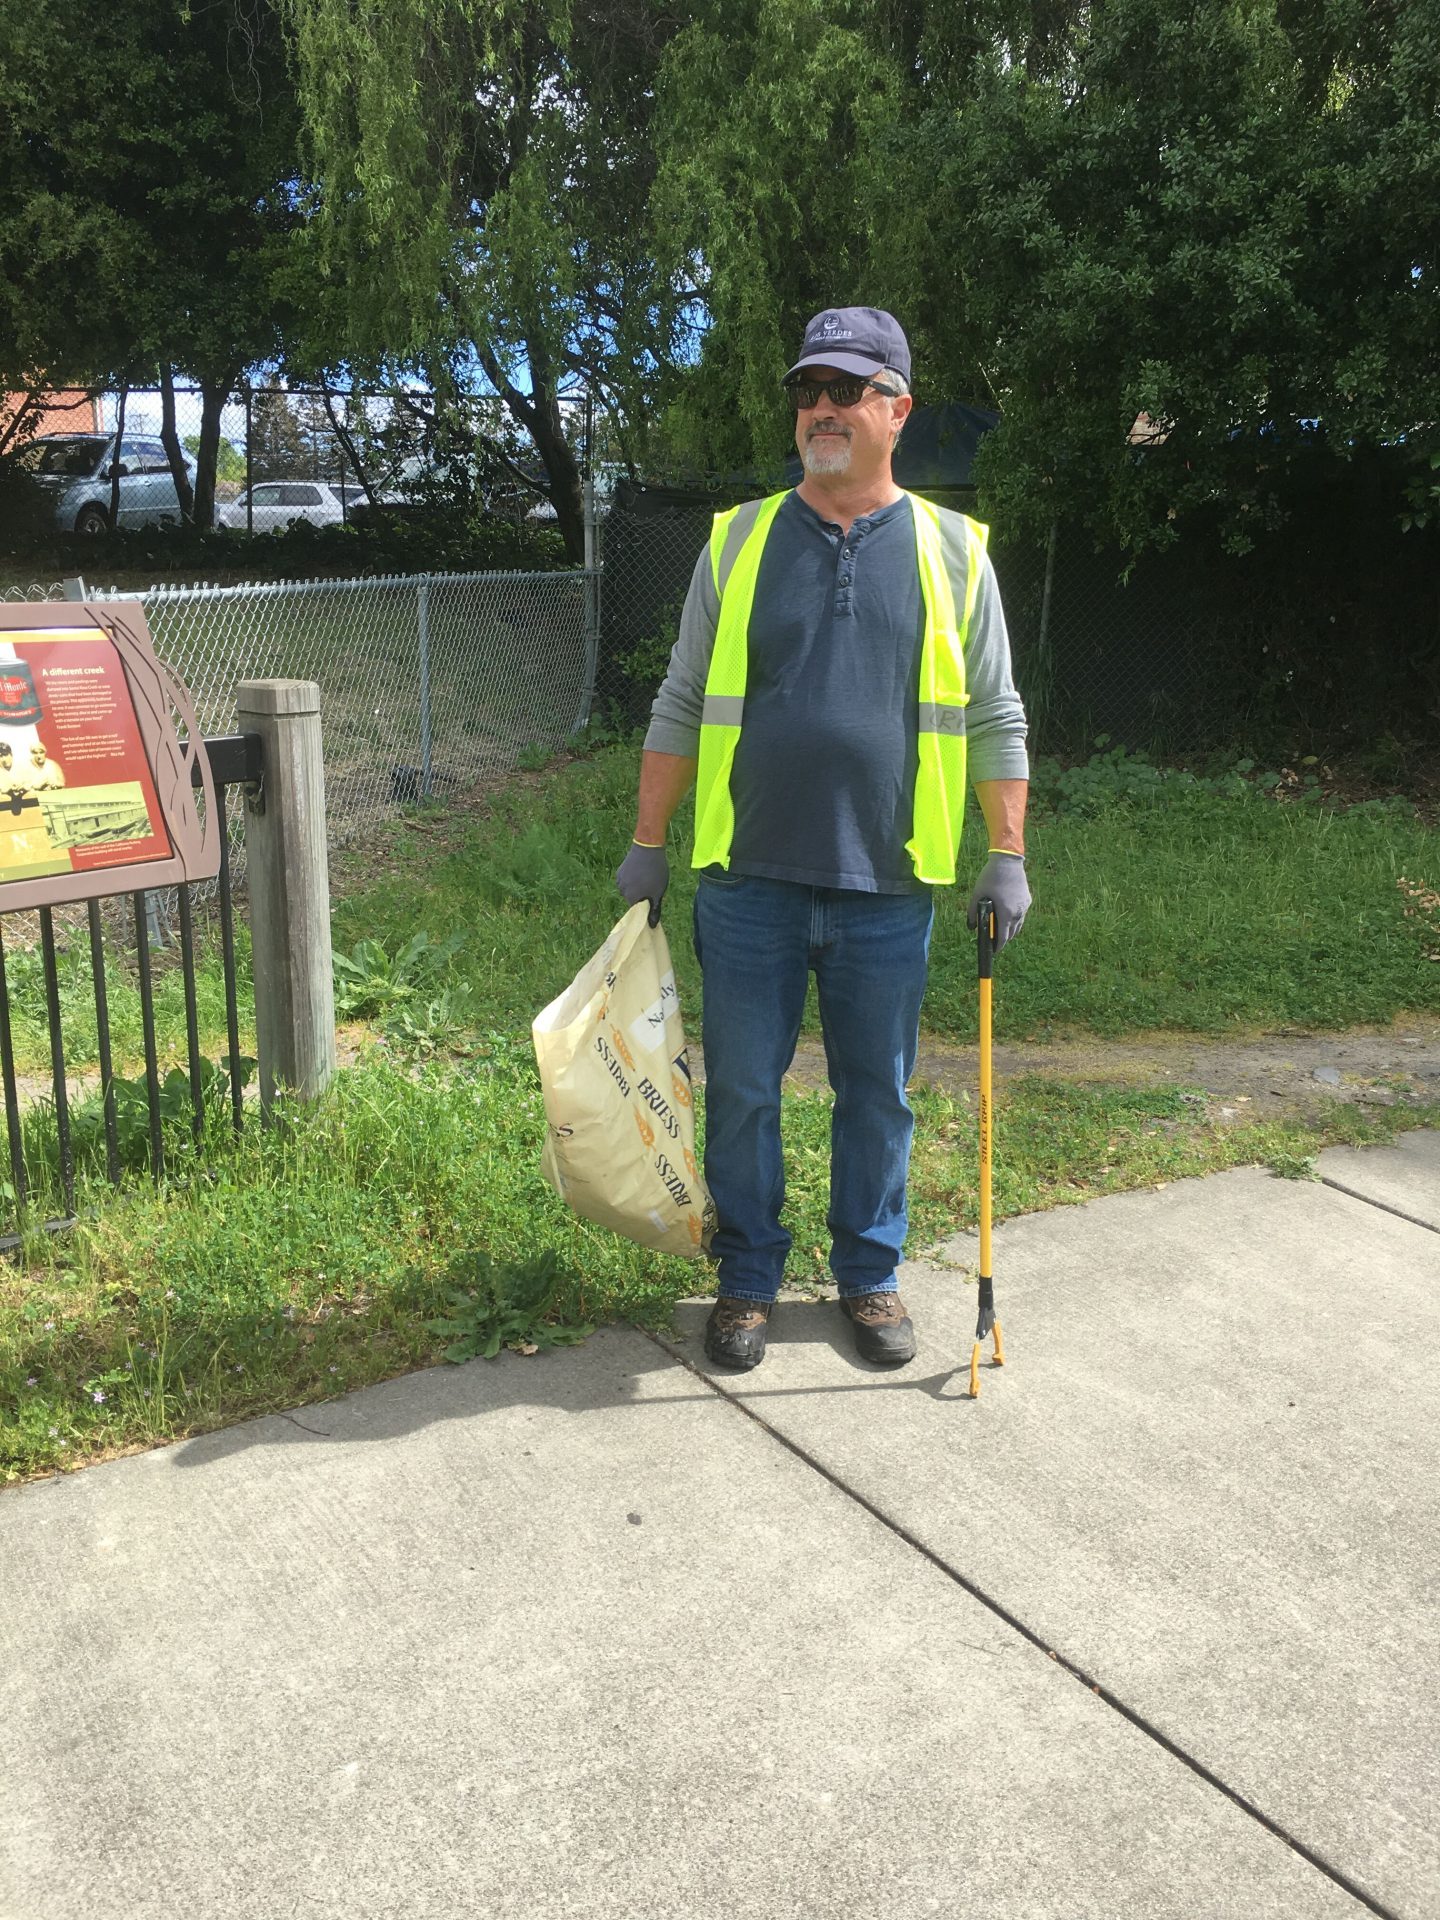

{"left": 644, "top": 490, "right": 1029, "bottom": 893}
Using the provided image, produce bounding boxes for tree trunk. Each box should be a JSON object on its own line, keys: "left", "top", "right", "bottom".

{"left": 0, "top": 386, "right": 39, "bottom": 460}
{"left": 476, "top": 341, "right": 586, "bottom": 563}
{"left": 319, "top": 385, "right": 380, "bottom": 506}
{"left": 527, "top": 381, "right": 585, "bottom": 562}
{"left": 158, "top": 367, "right": 196, "bottom": 523}
{"left": 108, "top": 387, "right": 128, "bottom": 528}
{"left": 190, "top": 379, "right": 232, "bottom": 531}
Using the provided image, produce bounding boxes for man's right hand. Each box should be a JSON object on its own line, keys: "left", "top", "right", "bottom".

{"left": 615, "top": 841, "right": 669, "bottom": 926}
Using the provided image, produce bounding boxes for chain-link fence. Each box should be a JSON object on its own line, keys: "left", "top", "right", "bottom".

{"left": 595, "top": 482, "right": 1440, "bottom": 758}
{"left": 593, "top": 482, "right": 715, "bottom": 727}
{"left": 80, "top": 569, "right": 597, "bottom": 885}
{"left": 8, "top": 474, "right": 1433, "bottom": 901}
{"left": 9, "top": 378, "right": 1436, "bottom": 758}
{"left": 992, "top": 509, "right": 1440, "bottom": 757}
{"left": 588, "top": 483, "right": 1181, "bottom": 749}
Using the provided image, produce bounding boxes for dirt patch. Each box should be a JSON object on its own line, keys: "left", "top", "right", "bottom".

{"left": 779, "top": 1014, "right": 1440, "bottom": 1124}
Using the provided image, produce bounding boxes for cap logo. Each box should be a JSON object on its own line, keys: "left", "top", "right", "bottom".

{"left": 815, "top": 312, "right": 852, "bottom": 340}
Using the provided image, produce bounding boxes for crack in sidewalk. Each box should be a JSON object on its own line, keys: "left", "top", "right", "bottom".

{"left": 651, "top": 1328, "right": 1403, "bottom": 1920}
{"left": 1319, "top": 1176, "right": 1440, "bottom": 1237}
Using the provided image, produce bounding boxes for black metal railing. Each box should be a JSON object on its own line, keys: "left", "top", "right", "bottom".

{"left": 0, "top": 730, "right": 262, "bottom": 1251}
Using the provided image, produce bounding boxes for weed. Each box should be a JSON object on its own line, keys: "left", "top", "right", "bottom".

{"left": 424, "top": 1248, "right": 591, "bottom": 1360}
{"left": 566, "top": 718, "right": 631, "bottom": 758}
{"left": 331, "top": 929, "right": 465, "bottom": 1019}
{"left": 381, "top": 985, "right": 475, "bottom": 1058}
{"left": 1265, "top": 1148, "right": 1318, "bottom": 1180}
{"left": 66, "top": 1056, "right": 255, "bottom": 1175}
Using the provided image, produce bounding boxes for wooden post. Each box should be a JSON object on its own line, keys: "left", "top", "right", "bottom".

{"left": 236, "top": 679, "right": 335, "bottom": 1111}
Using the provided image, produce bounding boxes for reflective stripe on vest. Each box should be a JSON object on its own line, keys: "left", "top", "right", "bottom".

{"left": 692, "top": 491, "right": 787, "bottom": 871}
{"left": 693, "top": 490, "right": 988, "bottom": 884}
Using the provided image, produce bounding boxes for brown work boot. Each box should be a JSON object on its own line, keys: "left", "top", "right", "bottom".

{"left": 840, "top": 1291, "right": 916, "bottom": 1367}
{"left": 704, "top": 1296, "right": 773, "bottom": 1371}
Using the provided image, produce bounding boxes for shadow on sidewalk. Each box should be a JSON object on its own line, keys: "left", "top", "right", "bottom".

{"left": 158, "top": 1292, "right": 995, "bottom": 1477}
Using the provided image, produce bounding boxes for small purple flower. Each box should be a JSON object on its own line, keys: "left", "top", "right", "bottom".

{"left": 91, "top": 1390, "right": 105, "bottom": 1404}
{"left": 25, "top": 1376, "right": 37, "bottom": 1387}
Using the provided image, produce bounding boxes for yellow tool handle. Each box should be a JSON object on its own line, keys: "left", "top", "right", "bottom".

{"left": 979, "top": 968, "right": 992, "bottom": 1281}
{"left": 969, "top": 903, "right": 1000, "bottom": 1399}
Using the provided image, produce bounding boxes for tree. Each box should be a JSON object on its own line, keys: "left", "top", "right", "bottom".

{"left": 0, "top": 0, "right": 302, "bottom": 527}
{"left": 648, "top": 0, "right": 1439, "bottom": 552}
{"left": 184, "top": 435, "right": 246, "bottom": 486}
{"left": 866, "top": 0, "right": 1440, "bottom": 550}
{"left": 249, "top": 388, "right": 325, "bottom": 483}
{"left": 280, "top": 0, "right": 690, "bottom": 560}
{"left": 644, "top": 0, "right": 902, "bottom": 480}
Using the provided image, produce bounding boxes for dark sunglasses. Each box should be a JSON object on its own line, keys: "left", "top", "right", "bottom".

{"left": 784, "top": 374, "right": 895, "bottom": 411}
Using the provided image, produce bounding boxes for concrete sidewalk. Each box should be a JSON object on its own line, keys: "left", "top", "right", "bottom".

{"left": 2, "top": 1133, "right": 1437, "bottom": 1920}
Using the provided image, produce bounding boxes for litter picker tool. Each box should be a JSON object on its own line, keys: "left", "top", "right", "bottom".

{"left": 969, "top": 897, "right": 1006, "bottom": 1398}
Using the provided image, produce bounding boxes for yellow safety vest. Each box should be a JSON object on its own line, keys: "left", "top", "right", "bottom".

{"left": 692, "top": 489, "right": 989, "bottom": 885}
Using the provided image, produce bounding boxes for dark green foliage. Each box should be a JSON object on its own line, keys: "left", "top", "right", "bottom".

{"left": 1, "top": 509, "right": 570, "bottom": 587}
{"left": 652, "top": 0, "right": 1440, "bottom": 557}
{"left": 0, "top": 0, "right": 301, "bottom": 523}
{"left": 0, "top": 455, "right": 57, "bottom": 545}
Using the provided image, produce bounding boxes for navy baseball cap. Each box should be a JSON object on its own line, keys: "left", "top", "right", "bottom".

{"left": 785, "top": 306, "right": 911, "bottom": 384}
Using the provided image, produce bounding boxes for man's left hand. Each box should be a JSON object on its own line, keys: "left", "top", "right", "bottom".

{"left": 966, "top": 851, "right": 1031, "bottom": 952}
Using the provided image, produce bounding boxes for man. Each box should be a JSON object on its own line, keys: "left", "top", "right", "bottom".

{"left": 616, "top": 306, "right": 1030, "bottom": 1372}
{"left": 25, "top": 740, "right": 65, "bottom": 790}
{"left": 0, "top": 740, "right": 23, "bottom": 812}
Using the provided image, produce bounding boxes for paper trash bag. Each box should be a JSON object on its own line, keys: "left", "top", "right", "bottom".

{"left": 532, "top": 902, "right": 714, "bottom": 1258}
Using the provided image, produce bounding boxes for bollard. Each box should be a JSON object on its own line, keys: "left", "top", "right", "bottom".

{"left": 236, "top": 679, "right": 335, "bottom": 1112}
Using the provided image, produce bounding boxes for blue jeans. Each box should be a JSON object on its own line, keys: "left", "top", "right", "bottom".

{"left": 692, "top": 874, "right": 934, "bottom": 1304}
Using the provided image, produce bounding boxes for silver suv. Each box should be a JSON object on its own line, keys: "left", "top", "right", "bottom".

{"left": 17, "top": 432, "right": 198, "bottom": 535}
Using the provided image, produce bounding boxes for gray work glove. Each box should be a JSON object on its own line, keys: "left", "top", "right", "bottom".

{"left": 966, "top": 851, "right": 1031, "bottom": 954}
{"left": 615, "top": 840, "right": 668, "bottom": 927}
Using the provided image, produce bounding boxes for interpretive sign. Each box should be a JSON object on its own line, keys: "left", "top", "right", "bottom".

{"left": 0, "top": 601, "right": 219, "bottom": 910}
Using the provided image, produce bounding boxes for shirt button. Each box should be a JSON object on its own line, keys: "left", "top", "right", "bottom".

{"left": 839, "top": 576, "right": 851, "bottom": 586}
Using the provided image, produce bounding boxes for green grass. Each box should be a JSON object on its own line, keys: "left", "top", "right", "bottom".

{"left": 6, "top": 1041, "right": 1435, "bottom": 1484}
{"left": 3, "top": 740, "right": 1437, "bottom": 1483}
{"left": 927, "top": 796, "right": 1436, "bottom": 1036}
{"left": 11, "top": 741, "right": 1433, "bottom": 1082}
{"left": 2, "top": 913, "right": 251, "bottom": 1076}
{"left": 332, "top": 742, "right": 1440, "bottom": 1039}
